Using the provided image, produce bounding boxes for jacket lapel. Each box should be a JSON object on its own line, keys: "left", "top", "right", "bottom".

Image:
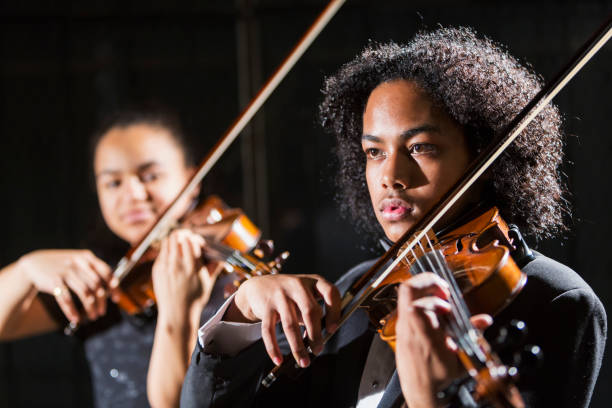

{"left": 377, "top": 371, "right": 404, "bottom": 408}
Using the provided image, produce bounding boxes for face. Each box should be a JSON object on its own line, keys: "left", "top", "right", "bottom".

{"left": 94, "top": 124, "right": 194, "bottom": 246}
{"left": 362, "top": 80, "right": 473, "bottom": 242}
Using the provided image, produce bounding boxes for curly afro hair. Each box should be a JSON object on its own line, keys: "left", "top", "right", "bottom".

{"left": 319, "top": 27, "right": 568, "bottom": 241}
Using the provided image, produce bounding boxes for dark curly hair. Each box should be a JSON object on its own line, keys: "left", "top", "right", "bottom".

{"left": 319, "top": 27, "right": 568, "bottom": 241}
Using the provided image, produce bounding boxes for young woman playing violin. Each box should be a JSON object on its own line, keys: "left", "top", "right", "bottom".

{"left": 181, "top": 27, "right": 606, "bottom": 408}
{"left": 0, "top": 109, "right": 228, "bottom": 407}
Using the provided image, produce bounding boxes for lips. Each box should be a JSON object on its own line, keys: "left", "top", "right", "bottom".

{"left": 121, "top": 208, "right": 154, "bottom": 224}
{"left": 379, "top": 198, "right": 413, "bottom": 222}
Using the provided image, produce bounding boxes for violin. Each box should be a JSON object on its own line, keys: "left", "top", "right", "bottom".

{"left": 57, "top": 0, "right": 349, "bottom": 326}
{"left": 49, "top": 195, "right": 289, "bottom": 333}
{"left": 373, "top": 207, "right": 526, "bottom": 408}
{"left": 368, "top": 207, "right": 525, "bottom": 334}
{"left": 35, "top": 0, "right": 343, "bottom": 339}
{"left": 262, "top": 207, "right": 528, "bottom": 408}
{"left": 113, "top": 195, "right": 289, "bottom": 317}
{"left": 102, "top": 0, "right": 347, "bottom": 322}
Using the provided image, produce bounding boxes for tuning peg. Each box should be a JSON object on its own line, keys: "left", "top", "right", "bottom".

{"left": 508, "top": 344, "right": 543, "bottom": 386}
{"left": 254, "top": 239, "right": 275, "bottom": 258}
{"left": 492, "top": 319, "right": 528, "bottom": 351}
{"left": 276, "top": 251, "right": 289, "bottom": 263}
{"left": 275, "top": 251, "right": 290, "bottom": 267}
{"left": 513, "top": 344, "right": 543, "bottom": 371}
{"left": 268, "top": 251, "right": 290, "bottom": 274}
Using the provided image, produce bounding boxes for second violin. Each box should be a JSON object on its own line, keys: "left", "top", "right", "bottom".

{"left": 114, "top": 195, "right": 289, "bottom": 317}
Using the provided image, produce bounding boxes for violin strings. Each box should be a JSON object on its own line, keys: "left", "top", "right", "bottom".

{"left": 423, "top": 237, "right": 474, "bottom": 333}
{"left": 233, "top": 252, "right": 257, "bottom": 271}
{"left": 417, "top": 239, "right": 467, "bottom": 332}
{"left": 206, "top": 241, "right": 234, "bottom": 258}
{"left": 430, "top": 241, "right": 489, "bottom": 365}
{"left": 421, "top": 235, "right": 483, "bottom": 361}
{"left": 409, "top": 244, "right": 427, "bottom": 276}
{"left": 413, "top": 240, "right": 471, "bottom": 353}
{"left": 205, "top": 241, "right": 255, "bottom": 276}
{"left": 425, "top": 236, "right": 472, "bottom": 332}
{"left": 409, "top": 240, "right": 465, "bottom": 345}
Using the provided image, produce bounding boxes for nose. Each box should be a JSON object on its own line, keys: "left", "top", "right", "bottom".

{"left": 381, "top": 152, "right": 409, "bottom": 191}
{"left": 123, "top": 175, "right": 148, "bottom": 201}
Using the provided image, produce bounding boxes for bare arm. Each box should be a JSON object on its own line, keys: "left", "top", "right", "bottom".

{"left": 0, "top": 250, "right": 112, "bottom": 341}
{"left": 146, "top": 230, "right": 221, "bottom": 408}
{"left": 0, "top": 260, "right": 57, "bottom": 340}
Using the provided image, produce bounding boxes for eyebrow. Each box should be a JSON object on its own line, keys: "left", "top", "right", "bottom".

{"left": 96, "top": 161, "right": 160, "bottom": 178}
{"left": 362, "top": 124, "right": 439, "bottom": 143}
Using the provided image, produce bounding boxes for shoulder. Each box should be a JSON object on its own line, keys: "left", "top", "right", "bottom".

{"left": 511, "top": 251, "right": 607, "bottom": 350}
{"left": 504, "top": 252, "right": 607, "bottom": 407}
{"left": 522, "top": 251, "right": 605, "bottom": 319}
{"left": 523, "top": 251, "right": 592, "bottom": 294}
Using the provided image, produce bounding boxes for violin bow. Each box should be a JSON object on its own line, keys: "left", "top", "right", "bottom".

{"left": 113, "top": 0, "right": 347, "bottom": 283}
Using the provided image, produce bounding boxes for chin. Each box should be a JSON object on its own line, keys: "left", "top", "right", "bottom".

{"left": 118, "top": 225, "right": 149, "bottom": 246}
{"left": 383, "top": 223, "right": 412, "bottom": 243}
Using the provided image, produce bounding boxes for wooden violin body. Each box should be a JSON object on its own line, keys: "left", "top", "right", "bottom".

{"left": 363, "top": 207, "right": 525, "bottom": 341}
{"left": 365, "top": 207, "right": 526, "bottom": 408}
{"left": 438, "top": 208, "right": 527, "bottom": 316}
{"left": 115, "top": 195, "right": 287, "bottom": 316}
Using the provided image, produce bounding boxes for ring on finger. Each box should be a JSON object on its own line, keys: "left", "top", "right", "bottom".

{"left": 53, "top": 286, "right": 65, "bottom": 297}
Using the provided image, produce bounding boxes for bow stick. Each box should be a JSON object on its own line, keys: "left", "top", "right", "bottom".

{"left": 113, "top": 0, "right": 347, "bottom": 282}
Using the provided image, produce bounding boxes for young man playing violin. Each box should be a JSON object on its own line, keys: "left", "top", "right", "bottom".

{"left": 181, "top": 27, "right": 606, "bottom": 408}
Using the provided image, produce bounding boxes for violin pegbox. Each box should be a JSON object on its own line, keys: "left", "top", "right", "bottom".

{"left": 437, "top": 319, "right": 543, "bottom": 407}
{"left": 488, "top": 320, "right": 543, "bottom": 387}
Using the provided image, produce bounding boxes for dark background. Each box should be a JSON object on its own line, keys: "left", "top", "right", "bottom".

{"left": 0, "top": 0, "right": 610, "bottom": 406}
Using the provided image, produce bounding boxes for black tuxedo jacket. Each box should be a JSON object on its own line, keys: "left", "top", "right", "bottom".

{"left": 180, "top": 252, "right": 606, "bottom": 408}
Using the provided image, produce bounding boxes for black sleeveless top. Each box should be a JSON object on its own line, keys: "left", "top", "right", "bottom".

{"left": 41, "top": 243, "right": 233, "bottom": 408}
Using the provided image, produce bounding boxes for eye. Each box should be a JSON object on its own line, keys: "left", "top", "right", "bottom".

{"left": 104, "top": 179, "right": 121, "bottom": 189}
{"left": 408, "top": 143, "right": 436, "bottom": 155}
{"left": 364, "top": 148, "right": 385, "bottom": 160}
{"left": 140, "top": 172, "right": 159, "bottom": 183}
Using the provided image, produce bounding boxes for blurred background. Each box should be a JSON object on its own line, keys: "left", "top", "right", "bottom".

{"left": 0, "top": 0, "right": 610, "bottom": 406}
